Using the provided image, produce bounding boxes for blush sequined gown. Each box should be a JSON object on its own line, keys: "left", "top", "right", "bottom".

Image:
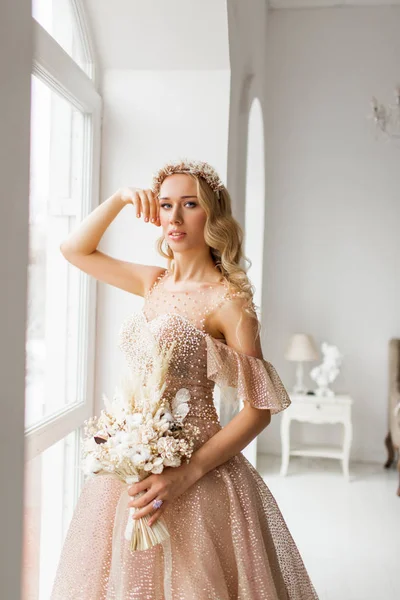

{"left": 51, "top": 269, "right": 318, "bottom": 600}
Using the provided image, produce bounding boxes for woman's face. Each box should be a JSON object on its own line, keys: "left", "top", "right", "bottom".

{"left": 158, "top": 174, "right": 208, "bottom": 252}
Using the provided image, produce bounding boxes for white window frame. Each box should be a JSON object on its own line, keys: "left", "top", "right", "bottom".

{"left": 70, "top": 0, "right": 98, "bottom": 82}
{"left": 25, "top": 9, "right": 102, "bottom": 462}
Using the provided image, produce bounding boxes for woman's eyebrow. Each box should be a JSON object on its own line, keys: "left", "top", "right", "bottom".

{"left": 159, "top": 195, "right": 198, "bottom": 200}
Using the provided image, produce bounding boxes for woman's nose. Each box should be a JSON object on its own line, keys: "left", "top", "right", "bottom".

{"left": 169, "top": 209, "right": 182, "bottom": 224}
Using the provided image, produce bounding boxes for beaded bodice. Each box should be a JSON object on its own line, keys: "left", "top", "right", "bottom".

{"left": 117, "top": 268, "right": 291, "bottom": 447}
{"left": 117, "top": 270, "right": 235, "bottom": 438}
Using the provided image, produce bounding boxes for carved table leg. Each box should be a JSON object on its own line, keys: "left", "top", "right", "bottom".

{"left": 384, "top": 431, "right": 394, "bottom": 469}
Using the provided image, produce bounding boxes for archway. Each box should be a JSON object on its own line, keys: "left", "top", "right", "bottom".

{"left": 242, "top": 96, "right": 266, "bottom": 468}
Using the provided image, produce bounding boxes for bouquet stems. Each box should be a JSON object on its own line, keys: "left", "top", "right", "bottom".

{"left": 124, "top": 490, "right": 170, "bottom": 552}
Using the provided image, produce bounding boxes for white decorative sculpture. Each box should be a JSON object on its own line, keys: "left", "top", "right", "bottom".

{"left": 310, "top": 342, "right": 343, "bottom": 397}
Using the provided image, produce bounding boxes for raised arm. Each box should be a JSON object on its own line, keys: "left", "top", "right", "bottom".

{"left": 60, "top": 187, "right": 164, "bottom": 296}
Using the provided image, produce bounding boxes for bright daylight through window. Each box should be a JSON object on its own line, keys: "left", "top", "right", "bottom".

{"left": 26, "top": 75, "right": 85, "bottom": 429}
{"left": 23, "top": 0, "right": 101, "bottom": 596}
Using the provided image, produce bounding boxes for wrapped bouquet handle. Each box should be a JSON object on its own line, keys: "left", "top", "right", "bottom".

{"left": 108, "top": 483, "right": 173, "bottom": 600}
{"left": 124, "top": 488, "right": 170, "bottom": 551}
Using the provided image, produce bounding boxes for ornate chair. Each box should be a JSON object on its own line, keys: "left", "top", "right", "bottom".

{"left": 384, "top": 338, "right": 400, "bottom": 496}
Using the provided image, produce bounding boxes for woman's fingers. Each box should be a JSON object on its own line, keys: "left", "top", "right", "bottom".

{"left": 128, "top": 476, "right": 153, "bottom": 497}
{"left": 148, "top": 504, "right": 165, "bottom": 527}
{"left": 155, "top": 198, "right": 161, "bottom": 226}
{"left": 132, "top": 190, "right": 142, "bottom": 218}
{"left": 132, "top": 497, "right": 166, "bottom": 521}
{"left": 118, "top": 187, "right": 160, "bottom": 226}
{"left": 139, "top": 190, "right": 149, "bottom": 222}
{"left": 145, "top": 189, "right": 161, "bottom": 226}
{"left": 128, "top": 487, "right": 157, "bottom": 509}
{"left": 145, "top": 190, "right": 156, "bottom": 223}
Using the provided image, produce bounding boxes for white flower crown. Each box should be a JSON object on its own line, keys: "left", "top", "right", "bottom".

{"left": 151, "top": 159, "right": 225, "bottom": 198}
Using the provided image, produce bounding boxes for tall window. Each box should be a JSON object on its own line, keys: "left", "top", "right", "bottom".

{"left": 26, "top": 75, "right": 85, "bottom": 429}
{"left": 23, "top": 2, "right": 101, "bottom": 596}
{"left": 32, "top": 0, "right": 93, "bottom": 77}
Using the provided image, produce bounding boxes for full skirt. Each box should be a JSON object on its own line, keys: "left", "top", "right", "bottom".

{"left": 51, "top": 453, "right": 318, "bottom": 600}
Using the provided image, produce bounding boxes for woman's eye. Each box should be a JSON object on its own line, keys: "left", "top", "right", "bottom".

{"left": 160, "top": 202, "right": 197, "bottom": 209}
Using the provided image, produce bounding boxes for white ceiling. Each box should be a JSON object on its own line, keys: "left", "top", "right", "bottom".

{"left": 83, "top": 0, "right": 229, "bottom": 70}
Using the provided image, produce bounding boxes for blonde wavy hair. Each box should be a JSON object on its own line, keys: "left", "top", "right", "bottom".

{"left": 153, "top": 171, "right": 261, "bottom": 338}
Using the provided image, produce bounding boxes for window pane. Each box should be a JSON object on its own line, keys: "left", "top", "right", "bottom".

{"left": 26, "top": 75, "right": 86, "bottom": 429}
{"left": 32, "top": 0, "right": 91, "bottom": 75}
{"left": 22, "top": 430, "right": 82, "bottom": 600}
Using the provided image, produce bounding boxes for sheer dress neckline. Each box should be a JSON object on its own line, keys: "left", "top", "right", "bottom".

{"left": 142, "top": 268, "right": 233, "bottom": 343}
{"left": 147, "top": 268, "right": 229, "bottom": 295}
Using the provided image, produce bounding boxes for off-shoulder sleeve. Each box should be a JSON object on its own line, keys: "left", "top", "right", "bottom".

{"left": 206, "top": 336, "right": 291, "bottom": 414}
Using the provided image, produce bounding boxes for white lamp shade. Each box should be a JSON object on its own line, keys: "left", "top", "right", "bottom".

{"left": 285, "top": 333, "right": 318, "bottom": 362}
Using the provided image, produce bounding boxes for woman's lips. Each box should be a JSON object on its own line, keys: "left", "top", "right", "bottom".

{"left": 168, "top": 232, "right": 186, "bottom": 241}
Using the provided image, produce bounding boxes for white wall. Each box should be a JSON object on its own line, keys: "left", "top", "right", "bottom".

{"left": 0, "top": 1, "right": 31, "bottom": 597}
{"left": 95, "top": 69, "right": 230, "bottom": 412}
{"left": 257, "top": 6, "right": 400, "bottom": 462}
{"left": 84, "top": 0, "right": 229, "bottom": 71}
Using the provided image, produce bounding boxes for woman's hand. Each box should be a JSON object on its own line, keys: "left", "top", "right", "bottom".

{"left": 127, "top": 462, "right": 202, "bottom": 526}
{"left": 116, "top": 187, "right": 161, "bottom": 226}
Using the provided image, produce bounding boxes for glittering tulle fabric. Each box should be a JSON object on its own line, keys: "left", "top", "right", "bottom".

{"left": 51, "top": 270, "right": 318, "bottom": 600}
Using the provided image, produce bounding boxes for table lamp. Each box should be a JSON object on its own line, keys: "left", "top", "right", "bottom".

{"left": 284, "top": 333, "right": 319, "bottom": 395}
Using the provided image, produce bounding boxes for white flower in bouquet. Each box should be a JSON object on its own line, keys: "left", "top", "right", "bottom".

{"left": 82, "top": 455, "right": 103, "bottom": 476}
{"left": 126, "top": 413, "right": 144, "bottom": 428}
{"left": 81, "top": 339, "right": 201, "bottom": 551}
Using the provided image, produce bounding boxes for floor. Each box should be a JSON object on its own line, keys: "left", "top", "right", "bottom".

{"left": 257, "top": 454, "right": 399, "bottom": 600}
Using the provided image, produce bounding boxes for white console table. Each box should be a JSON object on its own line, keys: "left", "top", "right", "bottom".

{"left": 280, "top": 393, "right": 354, "bottom": 479}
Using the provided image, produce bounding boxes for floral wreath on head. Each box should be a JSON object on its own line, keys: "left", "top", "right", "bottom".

{"left": 151, "top": 159, "right": 225, "bottom": 199}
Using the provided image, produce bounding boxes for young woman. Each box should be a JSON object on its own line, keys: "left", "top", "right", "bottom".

{"left": 51, "top": 159, "right": 318, "bottom": 599}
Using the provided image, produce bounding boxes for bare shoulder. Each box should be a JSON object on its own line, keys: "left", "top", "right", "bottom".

{"left": 142, "top": 265, "right": 168, "bottom": 295}
{"left": 210, "top": 293, "right": 263, "bottom": 360}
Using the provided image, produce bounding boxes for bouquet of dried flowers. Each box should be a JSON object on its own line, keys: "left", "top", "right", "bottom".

{"left": 82, "top": 339, "right": 200, "bottom": 551}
